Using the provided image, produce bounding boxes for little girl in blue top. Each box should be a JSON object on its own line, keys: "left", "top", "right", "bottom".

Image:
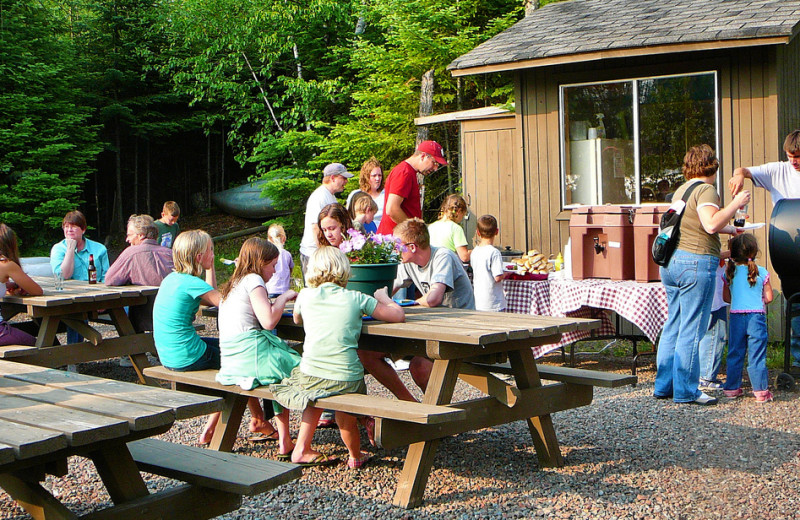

{"left": 722, "top": 233, "right": 774, "bottom": 402}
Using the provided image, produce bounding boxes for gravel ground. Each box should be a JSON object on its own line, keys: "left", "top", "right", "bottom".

{"left": 2, "top": 317, "right": 800, "bottom": 520}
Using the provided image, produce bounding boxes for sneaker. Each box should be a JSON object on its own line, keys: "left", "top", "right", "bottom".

{"left": 723, "top": 388, "right": 744, "bottom": 399}
{"left": 754, "top": 390, "right": 774, "bottom": 402}
{"left": 119, "top": 356, "right": 133, "bottom": 367}
{"left": 66, "top": 364, "right": 78, "bottom": 373}
{"left": 692, "top": 392, "right": 718, "bottom": 406}
{"left": 317, "top": 411, "right": 336, "bottom": 428}
{"left": 699, "top": 379, "right": 722, "bottom": 390}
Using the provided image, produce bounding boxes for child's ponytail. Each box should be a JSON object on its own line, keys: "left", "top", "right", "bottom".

{"left": 728, "top": 233, "right": 761, "bottom": 287}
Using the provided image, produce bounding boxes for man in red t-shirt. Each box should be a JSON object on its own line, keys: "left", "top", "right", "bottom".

{"left": 376, "top": 140, "right": 448, "bottom": 235}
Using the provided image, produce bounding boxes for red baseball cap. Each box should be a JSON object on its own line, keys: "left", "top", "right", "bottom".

{"left": 416, "top": 140, "right": 448, "bottom": 165}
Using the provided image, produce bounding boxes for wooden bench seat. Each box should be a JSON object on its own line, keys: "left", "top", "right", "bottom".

{"left": 468, "top": 362, "right": 637, "bottom": 388}
{"left": 143, "top": 365, "right": 466, "bottom": 425}
{"left": 0, "top": 345, "right": 39, "bottom": 359}
{"left": 128, "top": 438, "right": 301, "bottom": 495}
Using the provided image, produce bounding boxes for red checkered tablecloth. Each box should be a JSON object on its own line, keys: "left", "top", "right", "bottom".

{"left": 502, "top": 277, "right": 668, "bottom": 358}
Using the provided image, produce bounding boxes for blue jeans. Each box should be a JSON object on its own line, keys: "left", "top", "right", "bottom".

{"left": 167, "top": 338, "right": 220, "bottom": 372}
{"left": 655, "top": 250, "right": 717, "bottom": 402}
{"left": 698, "top": 307, "right": 728, "bottom": 382}
{"left": 725, "top": 312, "right": 769, "bottom": 392}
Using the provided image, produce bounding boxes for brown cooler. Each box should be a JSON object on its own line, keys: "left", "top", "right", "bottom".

{"left": 632, "top": 205, "right": 670, "bottom": 282}
{"left": 569, "top": 206, "right": 636, "bottom": 280}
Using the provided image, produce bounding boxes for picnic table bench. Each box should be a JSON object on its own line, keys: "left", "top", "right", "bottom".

{"left": 161, "top": 305, "right": 635, "bottom": 509}
{"left": 144, "top": 365, "right": 466, "bottom": 452}
{"left": 0, "top": 277, "right": 161, "bottom": 385}
{"left": 0, "top": 360, "right": 301, "bottom": 520}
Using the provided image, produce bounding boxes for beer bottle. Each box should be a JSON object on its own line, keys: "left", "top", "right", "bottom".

{"left": 88, "top": 254, "right": 97, "bottom": 284}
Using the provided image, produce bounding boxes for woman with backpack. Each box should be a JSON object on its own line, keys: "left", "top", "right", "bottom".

{"left": 653, "top": 145, "right": 750, "bottom": 406}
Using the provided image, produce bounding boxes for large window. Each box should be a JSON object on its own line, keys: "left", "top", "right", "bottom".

{"left": 560, "top": 72, "right": 717, "bottom": 206}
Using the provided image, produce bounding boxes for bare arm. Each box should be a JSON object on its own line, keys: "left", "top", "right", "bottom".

{"left": 455, "top": 245, "right": 470, "bottom": 263}
{"left": 728, "top": 167, "right": 753, "bottom": 197}
{"left": 205, "top": 264, "right": 217, "bottom": 289}
{"left": 250, "top": 285, "right": 297, "bottom": 330}
{"left": 697, "top": 190, "right": 751, "bottom": 234}
{"left": 200, "top": 289, "right": 221, "bottom": 307}
{"left": 723, "top": 282, "right": 731, "bottom": 304}
{"left": 370, "top": 288, "right": 405, "bottom": 322}
{"left": 763, "top": 278, "right": 774, "bottom": 304}
{"left": 418, "top": 282, "right": 447, "bottom": 308}
{"left": 384, "top": 193, "right": 408, "bottom": 225}
{"left": 2, "top": 261, "right": 43, "bottom": 296}
{"left": 60, "top": 239, "right": 78, "bottom": 279}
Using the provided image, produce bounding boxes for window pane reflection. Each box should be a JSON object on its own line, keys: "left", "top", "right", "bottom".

{"left": 563, "top": 82, "right": 634, "bottom": 205}
{"left": 638, "top": 74, "right": 716, "bottom": 203}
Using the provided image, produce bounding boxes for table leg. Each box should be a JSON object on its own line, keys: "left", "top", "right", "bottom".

{"left": 108, "top": 307, "right": 157, "bottom": 386}
{"left": 507, "top": 349, "right": 564, "bottom": 468}
{"left": 89, "top": 445, "right": 150, "bottom": 503}
{"left": 35, "top": 316, "right": 61, "bottom": 348}
{"left": 0, "top": 472, "right": 78, "bottom": 520}
{"left": 392, "top": 358, "right": 460, "bottom": 509}
{"left": 209, "top": 394, "right": 248, "bottom": 452}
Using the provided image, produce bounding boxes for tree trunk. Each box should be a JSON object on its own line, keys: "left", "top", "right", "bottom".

{"left": 207, "top": 133, "right": 212, "bottom": 209}
{"left": 220, "top": 124, "right": 225, "bottom": 190}
{"left": 525, "top": 0, "right": 540, "bottom": 16}
{"left": 416, "top": 68, "right": 434, "bottom": 144}
{"left": 146, "top": 140, "right": 151, "bottom": 214}
{"left": 134, "top": 138, "right": 139, "bottom": 214}
{"left": 113, "top": 118, "right": 123, "bottom": 233}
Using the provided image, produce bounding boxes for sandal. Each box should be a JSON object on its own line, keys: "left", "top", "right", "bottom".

{"left": 295, "top": 453, "right": 338, "bottom": 467}
{"left": 247, "top": 430, "right": 279, "bottom": 443}
{"left": 359, "top": 416, "right": 376, "bottom": 447}
{"left": 276, "top": 452, "right": 291, "bottom": 461}
{"left": 347, "top": 453, "right": 372, "bottom": 469}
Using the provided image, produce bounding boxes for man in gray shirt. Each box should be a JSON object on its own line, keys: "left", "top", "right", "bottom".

{"left": 358, "top": 218, "right": 475, "bottom": 402}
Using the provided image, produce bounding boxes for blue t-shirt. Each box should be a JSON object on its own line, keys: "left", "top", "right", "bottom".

{"left": 50, "top": 238, "right": 110, "bottom": 282}
{"left": 294, "top": 283, "right": 378, "bottom": 382}
{"left": 152, "top": 272, "right": 214, "bottom": 369}
{"left": 724, "top": 265, "right": 769, "bottom": 313}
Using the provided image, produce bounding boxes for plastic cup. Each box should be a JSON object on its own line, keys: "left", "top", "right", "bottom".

{"left": 53, "top": 272, "right": 64, "bottom": 291}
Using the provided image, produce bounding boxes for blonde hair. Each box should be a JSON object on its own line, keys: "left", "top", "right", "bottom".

{"left": 172, "top": 230, "right": 212, "bottom": 277}
{"left": 267, "top": 224, "right": 286, "bottom": 244}
{"left": 220, "top": 237, "right": 278, "bottom": 299}
{"left": 359, "top": 157, "right": 383, "bottom": 193}
{"left": 438, "top": 194, "right": 467, "bottom": 222}
{"left": 348, "top": 191, "right": 378, "bottom": 219}
{"left": 394, "top": 218, "right": 430, "bottom": 249}
{"left": 306, "top": 246, "right": 350, "bottom": 288}
{"left": 162, "top": 201, "right": 180, "bottom": 217}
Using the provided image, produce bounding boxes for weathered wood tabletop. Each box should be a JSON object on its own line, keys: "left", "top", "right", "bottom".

{"left": 0, "top": 277, "right": 160, "bottom": 384}
{"left": 202, "top": 304, "right": 602, "bottom": 508}
{"left": 0, "top": 359, "right": 227, "bottom": 519}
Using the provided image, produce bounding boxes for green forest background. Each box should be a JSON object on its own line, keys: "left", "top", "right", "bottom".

{"left": 0, "top": 0, "right": 559, "bottom": 254}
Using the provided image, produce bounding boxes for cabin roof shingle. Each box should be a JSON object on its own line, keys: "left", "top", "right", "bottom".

{"left": 449, "top": 0, "right": 800, "bottom": 73}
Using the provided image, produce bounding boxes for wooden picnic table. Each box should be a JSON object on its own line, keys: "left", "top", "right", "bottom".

{"left": 0, "top": 359, "right": 300, "bottom": 520}
{"left": 0, "top": 277, "right": 159, "bottom": 384}
{"left": 199, "top": 304, "right": 607, "bottom": 508}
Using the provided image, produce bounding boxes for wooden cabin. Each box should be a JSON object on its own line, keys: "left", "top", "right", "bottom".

{"left": 447, "top": 0, "right": 800, "bottom": 299}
